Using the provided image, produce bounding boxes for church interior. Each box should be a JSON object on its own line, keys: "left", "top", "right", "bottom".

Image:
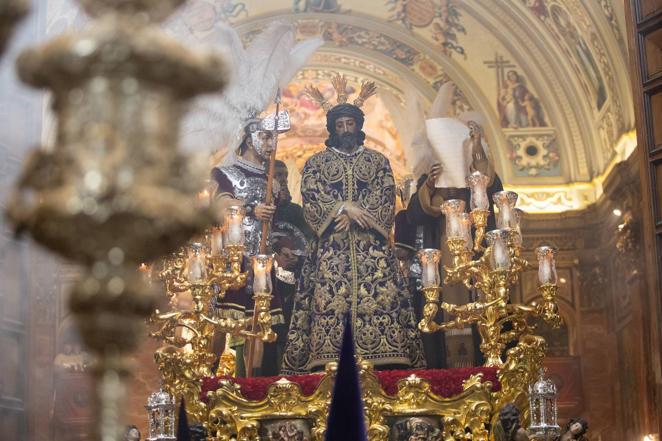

{"left": 0, "top": 0, "right": 661, "bottom": 440}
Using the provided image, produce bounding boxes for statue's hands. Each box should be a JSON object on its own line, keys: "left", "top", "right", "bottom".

{"left": 335, "top": 204, "right": 374, "bottom": 231}
{"left": 426, "top": 163, "right": 442, "bottom": 188}
{"left": 343, "top": 204, "right": 374, "bottom": 229}
{"left": 254, "top": 203, "right": 276, "bottom": 222}
{"left": 335, "top": 213, "right": 351, "bottom": 232}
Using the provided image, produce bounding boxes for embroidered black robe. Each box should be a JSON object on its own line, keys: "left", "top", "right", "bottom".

{"left": 281, "top": 147, "right": 425, "bottom": 374}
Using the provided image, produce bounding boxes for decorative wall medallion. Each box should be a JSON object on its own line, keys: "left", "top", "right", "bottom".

{"left": 386, "top": 0, "right": 466, "bottom": 57}
{"left": 506, "top": 130, "right": 559, "bottom": 177}
{"left": 386, "top": 0, "right": 436, "bottom": 28}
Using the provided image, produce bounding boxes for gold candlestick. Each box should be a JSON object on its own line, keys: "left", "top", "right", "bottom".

{"left": 418, "top": 286, "right": 442, "bottom": 333}
{"left": 420, "top": 189, "right": 561, "bottom": 370}
{"left": 150, "top": 239, "right": 278, "bottom": 421}
{"left": 470, "top": 208, "right": 489, "bottom": 252}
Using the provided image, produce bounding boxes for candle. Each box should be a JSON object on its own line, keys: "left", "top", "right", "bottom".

{"left": 536, "top": 246, "right": 557, "bottom": 285}
{"left": 225, "top": 205, "right": 245, "bottom": 246}
{"left": 418, "top": 249, "right": 442, "bottom": 288}
{"left": 487, "top": 230, "right": 510, "bottom": 270}
{"left": 442, "top": 199, "right": 466, "bottom": 240}
{"left": 493, "top": 191, "right": 518, "bottom": 230}
{"left": 459, "top": 213, "right": 473, "bottom": 251}
{"left": 210, "top": 226, "right": 224, "bottom": 256}
{"left": 466, "top": 171, "right": 490, "bottom": 211}
{"left": 252, "top": 254, "right": 273, "bottom": 294}
{"left": 187, "top": 243, "right": 207, "bottom": 283}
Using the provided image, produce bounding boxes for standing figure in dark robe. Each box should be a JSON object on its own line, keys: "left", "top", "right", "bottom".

{"left": 211, "top": 118, "right": 284, "bottom": 376}
{"left": 407, "top": 121, "right": 503, "bottom": 367}
{"left": 260, "top": 160, "right": 313, "bottom": 375}
{"left": 281, "top": 86, "right": 425, "bottom": 374}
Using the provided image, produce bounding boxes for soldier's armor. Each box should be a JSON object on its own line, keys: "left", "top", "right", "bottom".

{"left": 217, "top": 160, "right": 277, "bottom": 256}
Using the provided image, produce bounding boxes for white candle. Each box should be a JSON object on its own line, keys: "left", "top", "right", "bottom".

{"left": 187, "top": 244, "right": 207, "bottom": 283}
{"left": 498, "top": 204, "right": 514, "bottom": 230}
{"left": 442, "top": 199, "right": 466, "bottom": 240}
{"left": 418, "top": 249, "right": 441, "bottom": 288}
{"left": 473, "top": 189, "right": 489, "bottom": 211}
{"left": 467, "top": 171, "right": 489, "bottom": 211}
{"left": 490, "top": 233, "right": 510, "bottom": 271}
{"left": 536, "top": 246, "right": 557, "bottom": 285}
{"left": 494, "top": 191, "right": 518, "bottom": 230}
{"left": 210, "top": 227, "right": 224, "bottom": 256}
{"left": 252, "top": 254, "right": 273, "bottom": 294}
{"left": 225, "top": 205, "right": 245, "bottom": 246}
{"left": 448, "top": 213, "right": 463, "bottom": 239}
{"left": 423, "top": 262, "right": 436, "bottom": 288}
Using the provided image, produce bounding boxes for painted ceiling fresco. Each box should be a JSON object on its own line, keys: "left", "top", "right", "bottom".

{"left": 43, "top": 0, "right": 636, "bottom": 212}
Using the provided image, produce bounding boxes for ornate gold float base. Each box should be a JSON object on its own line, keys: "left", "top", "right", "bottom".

{"left": 204, "top": 337, "right": 546, "bottom": 441}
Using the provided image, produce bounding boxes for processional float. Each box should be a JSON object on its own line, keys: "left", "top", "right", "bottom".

{"left": 190, "top": 173, "right": 563, "bottom": 441}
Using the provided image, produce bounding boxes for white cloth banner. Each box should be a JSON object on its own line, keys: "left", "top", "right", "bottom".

{"left": 425, "top": 117, "right": 471, "bottom": 188}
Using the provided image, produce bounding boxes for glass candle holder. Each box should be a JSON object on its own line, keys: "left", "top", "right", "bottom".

{"left": 187, "top": 243, "right": 207, "bottom": 283}
{"left": 486, "top": 229, "right": 511, "bottom": 271}
{"left": 493, "top": 191, "right": 518, "bottom": 230}
{"left": 252, "top": 254, "right": 274, "bottom": 294}
{"left": 466, "top": 171, "right": 490, "bottom": 211}
{"left": 224, "top": 205, "right": 245, "bottom": 247}
{"left": 417, "top": 248, "right": 442, "bottom": 288}
{"left": 459, "top": 212, "right": 473, "bottom": 251}
{"left": 210, "top": 226, "right": 224, "bottom": 257}
{"left": 442, "top": 199, "right": 466, "bottom": 240}
{"left": 536, "top": 246, "right": 558, "bottom": 285}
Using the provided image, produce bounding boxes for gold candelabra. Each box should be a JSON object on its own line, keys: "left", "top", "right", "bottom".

{"left": 148, "top": 206, "right": 276, "bottom": 421}
{"left": 419, "top": 175, "right": 561, "bottom": 368}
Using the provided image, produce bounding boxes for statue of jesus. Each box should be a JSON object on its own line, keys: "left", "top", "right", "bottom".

{"left": 281, "top": 76, "right": 425, "bottom": 374}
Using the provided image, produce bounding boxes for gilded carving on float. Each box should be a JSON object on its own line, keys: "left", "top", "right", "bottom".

{"left": 203, "top": 339, "right": 549, "bottom": 440}
{"left": 206, "top": 360, "right": 498, "bottom": 441}
{"left": 5, "top": 0, "right": 229, "bottom": 438}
